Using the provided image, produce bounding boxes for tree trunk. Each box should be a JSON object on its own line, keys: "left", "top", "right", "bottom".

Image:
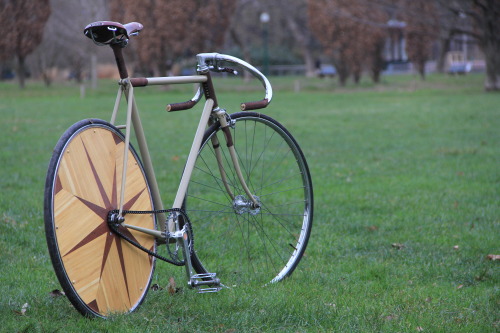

{"left": 17, "top": 55, "right": 26, "bottom": 89}
{"left": 418, "top": 60, "right": 426, "bottom": 80}
{"left": 337, "top": 65, "right": 349, "bottom": 86}
{"left": 372, "top": 70, "right": 381, "bottom": 84}
{"left": 480, "top": 12, "right": 500, "bottom": 91}
{"left": 353, "top": 70, "right": 361, "bottom": 84}
{"left": 42, "top": 71, "right": 52, "bottom": 87}
{"left": 285, "top": 14, "right": 316, "bottom": 77}
{"left": 371, "top": 39, "right": 385, "bottom": 83}
{"left": 483, "top": 44, "right": 500, "bottom": 91}
{"left": 230, "top": 27, "right": 252, "bottom": 81}
{"left": 437, "top": 36, "right": 451, "bottom": 73}
{"left": 334, "top": 55, "right": 350, "bottom": 86}
{"left": 303, "top": 49, "right": 316, "bottom": 78}
{"left": 90, "top": 53, "right": 98, "bottom": 90}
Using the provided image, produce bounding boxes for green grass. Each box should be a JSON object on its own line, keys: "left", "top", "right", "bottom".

{"left": 1, "top": 73, "right": 499, "bottom": 332}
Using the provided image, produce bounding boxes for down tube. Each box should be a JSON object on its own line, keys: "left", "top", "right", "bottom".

{"left": 172, "top": 99, "right": 215, "bottom": 214}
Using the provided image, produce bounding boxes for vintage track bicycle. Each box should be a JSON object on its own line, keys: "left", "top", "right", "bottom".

{"left": 44, "top": 21, "right": 313, "bottom": 318}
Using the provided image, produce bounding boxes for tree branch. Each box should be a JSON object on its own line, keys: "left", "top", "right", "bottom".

{"left": 450, "top": 28, "right": 483, "bottom": 42}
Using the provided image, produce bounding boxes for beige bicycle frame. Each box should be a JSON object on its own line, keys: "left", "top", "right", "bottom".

{"left": 108, "top": 75, "right": 256, "bottom": 239}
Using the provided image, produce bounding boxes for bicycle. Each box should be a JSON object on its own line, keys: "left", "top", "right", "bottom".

{"left": 44, "top": 20, "right": 313, "bottom": 318}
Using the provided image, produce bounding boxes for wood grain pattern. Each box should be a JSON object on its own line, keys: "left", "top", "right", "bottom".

{"left": 53, "top": 126, "right": 155, "bottom": 315}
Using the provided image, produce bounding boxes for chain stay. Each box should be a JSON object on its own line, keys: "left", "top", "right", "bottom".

{"left": 107, "top": 208, "right": 191, "bottom": 266}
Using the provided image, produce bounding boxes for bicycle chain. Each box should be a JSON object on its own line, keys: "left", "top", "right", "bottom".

{"left": 107, "top": 208, "right": 191, "bottom": 267}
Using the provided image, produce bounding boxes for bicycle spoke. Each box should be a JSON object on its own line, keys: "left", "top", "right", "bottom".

{"left": 185, "top": 113, "right": 313, "bottom": 286}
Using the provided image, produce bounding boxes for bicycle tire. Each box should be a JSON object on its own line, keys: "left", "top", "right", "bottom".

{"left": 44, "top": 119, "right": 156, "bottom": 318}
{"left": 184, "top": 112, "right": 313, "bottom": 287}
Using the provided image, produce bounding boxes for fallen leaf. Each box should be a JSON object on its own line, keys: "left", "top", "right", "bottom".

{"left": 151, "top": 283, "right": 163, "bottom": 291}
{"left": 49, "top": 289, "right": 65, "bottom": 297}
{"left": 14, "top": 303, "right": 29, "bottom": 316}
{"left": 416, "top": 326, "right": 424, "bottom": 332}
{"left": 486, "top": 254, "right": 500, "bottom": 261}
{"left": 457, "top": 284, "right": 464, "bottom": 289}
{"left": 366, "top": 225, "right": 378, "bottom": 231}
{"left": 392, "top": 243, "right": 405, "bottom": 250}
{"left": 167, "top": 277, "right": 177, "bottom": 295}
{"left": 172, "top": 155, "right": 180, "bottom": 162}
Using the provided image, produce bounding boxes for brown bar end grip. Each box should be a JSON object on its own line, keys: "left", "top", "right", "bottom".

{"left": 241, "top": 99, "right": 269, "bottom": 111}
{"left": 167, "top": 100, "right": 196, "bottom": 112}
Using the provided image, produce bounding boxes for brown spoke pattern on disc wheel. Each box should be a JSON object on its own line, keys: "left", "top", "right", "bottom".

{"left": 45, "top": 120, "right": 156, "bottom": 318}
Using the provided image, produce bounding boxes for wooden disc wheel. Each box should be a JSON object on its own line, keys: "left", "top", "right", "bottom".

{"left": 44, "top": 119, "right": 156, "bottom": 318}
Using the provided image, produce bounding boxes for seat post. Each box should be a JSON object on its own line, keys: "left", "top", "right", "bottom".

{"left": 110, "top": 44, "right": 129, "bottom": 79}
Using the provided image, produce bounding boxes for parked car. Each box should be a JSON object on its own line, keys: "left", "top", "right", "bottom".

{"left": 1, "top": 68, "right": 15, "bottom": 80}
{"left": 317, "top": 64, "right": 336, "bottom": 78}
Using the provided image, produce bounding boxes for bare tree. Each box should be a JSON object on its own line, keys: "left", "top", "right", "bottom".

{"left": 275, "top": 0, "right": 317, "bottom": 77}
{"left": 308, "top": 0, "right": 388, "bottom": 85}
{"left": 402, "top": 0, "right": 439, "bottom": 79}
{"left": 440, "top": 0, "right": 500, "bottom": 91}
{"left": 110, "top": 0, "right": 236, "bottom": 76}
{"left": 0, "top": 0, "right": 51, "bottom": 88}
{"left": 27, "top": 0, "right": 108, "bottom": 87}
{"left": 434, "top": 3, "right": 463, "bottom": 73}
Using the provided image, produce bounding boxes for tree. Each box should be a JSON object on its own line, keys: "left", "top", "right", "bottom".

{"left": 434, "top": 3, "right": 463, "bottom": 73}
{"left": 0, "top": 0, "right": 51, "bottom": 88}
{"left": 440, "top": 0, "right": 500, "bottom": 91}
{"left": 26, "top": 0, "right": 108, "bottom": 87}
{"left": 402, "top": 0, "right": 439, "bottom": 79}
{"left": 110, "top": 0, "right": 236, "bottom": 76}
{"left": 308, "top": 0, "right": 388, "bottom": 86}
{"left": 275, "top": 0, "right": 317, "bottom": 77}
{"left": 309, "top": 0, "right": 354, "bottom": 85}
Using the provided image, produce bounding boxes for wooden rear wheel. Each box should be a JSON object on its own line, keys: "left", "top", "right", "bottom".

{"left": 44, "top": 119, "right": 156, "bottom": 318}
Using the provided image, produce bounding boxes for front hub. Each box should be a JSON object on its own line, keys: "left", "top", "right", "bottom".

{"left": 233, "top": 195, "right": 261, "bottom": 215}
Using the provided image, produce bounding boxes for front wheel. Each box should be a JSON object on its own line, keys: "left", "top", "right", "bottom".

{"left": 185, "top": 112, "right": 313, "bottom": 287}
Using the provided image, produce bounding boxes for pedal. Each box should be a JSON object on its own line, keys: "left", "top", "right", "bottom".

{"left": 189, "top": 273, "right": 221, "bottom": 293}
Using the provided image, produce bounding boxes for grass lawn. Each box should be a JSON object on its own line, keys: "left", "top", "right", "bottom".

{"left": 0, "top": 73, "right": 499, "bottom": 332}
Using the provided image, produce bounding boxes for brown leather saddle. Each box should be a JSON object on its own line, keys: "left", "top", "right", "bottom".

{"left": 84, "top": 21, "right": 143, "bottom": 45}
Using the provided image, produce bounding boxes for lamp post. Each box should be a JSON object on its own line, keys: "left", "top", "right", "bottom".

{"left": 260, "top": 12, "right": 270, "bottom": 76}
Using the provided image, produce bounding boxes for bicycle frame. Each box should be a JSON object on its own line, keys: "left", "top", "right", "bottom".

{"left": 110, "top": 75, "right": 211, "bottom": 237}
{"left": 106, "top": 65, "right": 261, "bottom": 291}
{"left": 91, "top": 42, "right": 274, "bottom": 291}
{"left": 112, "top": 77, "right": 262, "bottom": 229}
